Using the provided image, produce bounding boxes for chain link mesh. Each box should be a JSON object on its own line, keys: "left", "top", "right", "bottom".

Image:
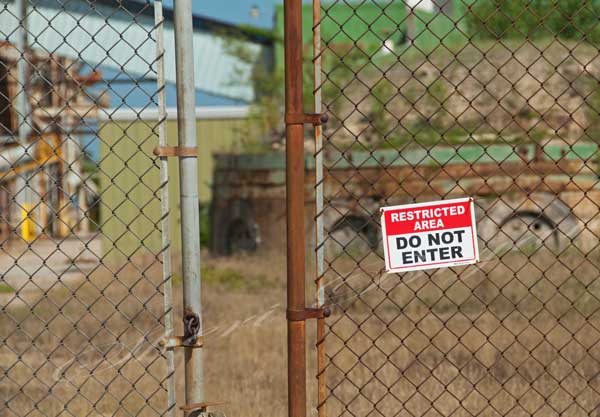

{"left": 315, "top": 1, "right": 600, "bottom": 416}
{"left": 0, "top": 0, "right": 172, "bottom": 415}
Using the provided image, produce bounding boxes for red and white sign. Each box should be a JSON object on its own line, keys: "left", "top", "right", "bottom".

{"left": 381, "top": 197, "right": 479, "bottom": 273}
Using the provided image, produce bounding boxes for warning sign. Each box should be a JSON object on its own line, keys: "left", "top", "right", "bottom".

{"left": 381, "top": 197, "right": 479, "bottom": 273}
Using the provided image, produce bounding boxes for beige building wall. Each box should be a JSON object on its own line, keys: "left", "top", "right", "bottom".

{"left": 98, "top": 106, "right": 253, "bottom": 260}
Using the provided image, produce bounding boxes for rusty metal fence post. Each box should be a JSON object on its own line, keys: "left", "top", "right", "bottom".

{"left": 284, "top": 1, "right": 308, "bottom": 417}
{"left": 285, "top": 1, "right": 331, "bottom": 417}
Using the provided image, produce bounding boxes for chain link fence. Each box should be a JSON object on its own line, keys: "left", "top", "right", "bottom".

{"left": 5, "top": 0, "right": 600, "bottom": 415}
{"left": 314, "top": 1, "right": 600, "bottom": 416}
{"left": 0, "top": 0, "right": 176, "bottom": 415}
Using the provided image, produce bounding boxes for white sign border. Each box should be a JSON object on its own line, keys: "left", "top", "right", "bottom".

{"left": 380, "top": 197, "right": 480, "bottom": 273}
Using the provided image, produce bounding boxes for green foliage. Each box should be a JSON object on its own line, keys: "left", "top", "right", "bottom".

{"left": 202, "top": 266, "right": 271, "bottom": 291}
{"left": 221, "top": 32, "right": 283, "bottom": 150}
{"left": 370, "top": 79, "right": 395, "bottom": 141}
{"left": 222, "top": 1, "right": 600, "bottom": 150}
{"left": 321, "top": 47, "right": 370, "bottom": 128}
{"left": 237, "top": 25, "right": 280, "bottom": 42}
{"left": 582, "top": 74, "right": 600, "bottom": 140}
{"left": 0, "top": 283, "right": 14, "bottom": 293}
{"left": 222, "top": 32, "right": 315, "bottom": 150}
{"left": 593, "top": 150, "right": 600, "bottom": 175}
{"left": 426, "top": 78, "right": 451, "bottom": 131}
{"left": 172, "top": 264, "right": 272, "bottom": 291}
{"left": 466, "top": 0, "right": 600, "bottom": 42}
{"left": 200, "top": 203, "right": 210, "bottom": 248}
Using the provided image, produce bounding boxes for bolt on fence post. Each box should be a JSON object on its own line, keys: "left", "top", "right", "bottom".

{"left": 284, "top": 2, "right": 307, "bottom": 417}
{"left": 173, "top": 0, "right": 205, "bottom": 414}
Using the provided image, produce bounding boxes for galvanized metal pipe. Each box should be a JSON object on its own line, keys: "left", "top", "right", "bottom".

{"left": 285, "top": 2, "right": 307, "bottom": 417}
{"left": 313, "top": 0, "right": 324, "bottom": 306}
{"left": 154, "top": 1, "right": 176, "bottom": 416}
{"left": 15, "top": 0, "right": 30, "bottom": 143}
{"left": 172, "top": 0, "right": 205, "bottom": 414}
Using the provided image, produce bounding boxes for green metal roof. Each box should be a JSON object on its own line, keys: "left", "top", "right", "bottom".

{"left": 214, "top": 143, "right": 600, "bottom": 171}
{"left": 273, "top": 1, "right": 471, "bottom": 70}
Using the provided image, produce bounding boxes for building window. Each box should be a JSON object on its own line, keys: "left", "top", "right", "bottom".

{"left": 0, "top": 60, "right": 14, "bottom": 136}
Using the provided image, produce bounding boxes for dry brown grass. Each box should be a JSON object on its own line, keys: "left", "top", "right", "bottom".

{"left": 322, "top": 247, "right": 600, "bottom": 417}
{"left": 188, "top": 252, "right": 290, "bottom": 417}
{"left": 0, "top": 249, "right": 297, "bottom": 417}
{"left": 4, "top": 246, "right": 600, "bottom": 417}
{"left": 0, "top": 252, "right": 169, "bottom": 416}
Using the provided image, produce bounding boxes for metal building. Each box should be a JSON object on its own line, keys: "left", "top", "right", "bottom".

{"left": 0, "top": 0, "right": 272, "bottom": 252}
{"left": 0, "top": 41, "right": 101, "bottom": 241}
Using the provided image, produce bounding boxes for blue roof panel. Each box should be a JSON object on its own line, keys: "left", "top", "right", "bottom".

{"left": 0, "top": 0, "right": 265, "bottom": 102}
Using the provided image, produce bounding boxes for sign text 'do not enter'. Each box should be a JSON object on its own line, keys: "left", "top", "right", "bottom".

{"left": 381, "top": 198, "right": 479, "bottom": 273}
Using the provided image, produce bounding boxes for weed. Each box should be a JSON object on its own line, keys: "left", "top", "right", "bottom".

{"left": 202, "top": 265, "right": 272, "bottom": 292}
{"left": 0, "top": 283, "right": 14, "bottom": 293}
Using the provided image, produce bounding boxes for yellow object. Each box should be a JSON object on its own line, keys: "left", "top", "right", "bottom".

{"left": 21, "top": 204, "right": 35, "bottom": 242}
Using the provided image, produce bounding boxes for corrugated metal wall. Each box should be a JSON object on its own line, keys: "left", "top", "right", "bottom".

{"left": 99, "top": 114, "right": 252, "bottom": 260}
{"left": 0, "top": 0, "right": 263, "bottom": 103}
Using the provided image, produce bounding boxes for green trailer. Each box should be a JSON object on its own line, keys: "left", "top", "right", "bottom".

{"left": 210, "top": 142, "right": 600, "bottom": 255}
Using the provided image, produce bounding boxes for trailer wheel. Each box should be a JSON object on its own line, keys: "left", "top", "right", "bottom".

{"left": 226, "top": 218, "right": 260, "bottom": 255}
{"left": 329, "top": 214, "right": 379, "bottom": 255}
{"left": 477, "top": 193, "right": 578, "bottom": 253}
{"left": 498, "top": 209, "right": 559, "bottom": 248}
